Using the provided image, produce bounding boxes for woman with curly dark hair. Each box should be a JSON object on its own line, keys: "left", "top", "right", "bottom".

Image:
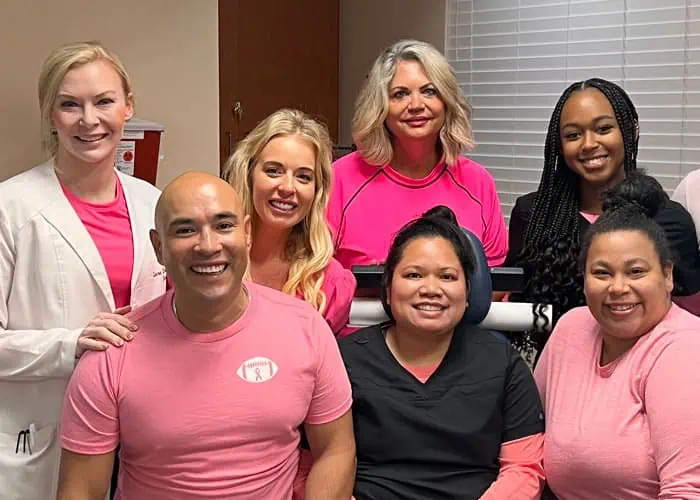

{"left": 507, "top": 78, "right": 700, "bottom": 355}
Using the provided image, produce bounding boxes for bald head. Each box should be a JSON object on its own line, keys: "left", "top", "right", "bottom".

{"left": 154, "top": 171, "right": 243, "bottom": 235}
{"left": 149, "top": 171, "right": 252, "bottom": 331}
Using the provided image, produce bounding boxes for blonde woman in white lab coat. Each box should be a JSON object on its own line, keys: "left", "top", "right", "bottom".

{"left": 0, "top": 41, "right": 166, "bottom": 499}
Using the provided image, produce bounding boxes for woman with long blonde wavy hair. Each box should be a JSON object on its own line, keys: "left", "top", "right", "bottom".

{"left": 223, "top": 108, "right": 356, "bottom": 335}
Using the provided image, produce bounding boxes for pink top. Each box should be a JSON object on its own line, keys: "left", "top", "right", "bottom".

{"left": 328, "top": 152, "right": 508, "bottom": 268}
{"left": 579, "top": 211, "right": 599, "bottom": 224}
{"left": 61, "top": 284, "right": 352, "bottom": 500}
{"left": 534, "top": 304, "right": 700, "bottom": 500}
{"left": 304, "top": 258, "right": 356, "bottom": 335}
{"left": 402, "top": 362, "right": 441, "bottom": 383}
{"left": 61, "top": 177, "right": 134, "bottom": 307}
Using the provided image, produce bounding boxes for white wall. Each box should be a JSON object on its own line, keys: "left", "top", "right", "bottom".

{"left": 1, "top": 0, "right": 449, "bottom": 183}
{"left": 0, "top": 0, "right": 219, "bottom": 186}
{"left": 339, "top": 0, "right": 447, "bottom": 145}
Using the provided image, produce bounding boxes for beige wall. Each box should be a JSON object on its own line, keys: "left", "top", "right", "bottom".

{"left": 339, "top": 0, "right": 447, "bottom": 145}
{"left": 0, "top": 0, "right": 219, "bottom": 186}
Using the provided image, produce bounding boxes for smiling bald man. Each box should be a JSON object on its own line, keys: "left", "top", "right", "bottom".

{"left": 58, "top": 172, "right": 355, "bottom": 500}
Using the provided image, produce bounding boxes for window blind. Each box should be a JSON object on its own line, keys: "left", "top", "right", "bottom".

{"left": 446, "top": 0, "right": 700, "bottom": 222}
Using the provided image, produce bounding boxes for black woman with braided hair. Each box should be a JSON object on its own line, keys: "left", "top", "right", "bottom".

{"left": 505, "top": 78, "right": 700, "bottom": 358}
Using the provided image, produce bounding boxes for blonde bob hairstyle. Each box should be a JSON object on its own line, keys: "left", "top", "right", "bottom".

{"left": 352, "top": 39, "right": 474, "bottom": 167}
{"left": 38, "top": 41, "right": 134, "bottom": 157}
{"left": 222, "top": 109, "right": 334, "bottom": 314}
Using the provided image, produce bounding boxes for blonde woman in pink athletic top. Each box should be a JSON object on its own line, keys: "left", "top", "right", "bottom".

{"left": 535, "top": 193, "right": 700, "bottom": 499}
{"left": 328, "top": 40, "right": 508, "bottom": 272}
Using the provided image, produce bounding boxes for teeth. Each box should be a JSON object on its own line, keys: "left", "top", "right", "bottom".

{"left": 270, "top": 201, "right": 295, "bottom": 211}
{"left": 77, "top": 135, "right": 106, "bottom": 143}
{"left": 416, "top": 304, "right": 443, "bottom": 311}
{"left": 582, "top": 156, "right": 607, "bottom": 167}
{"left": 192, "top": 264, "right": 226, "bottom": 274}
{"left": 610, "top": 304, "right": 635, "bottom": 312}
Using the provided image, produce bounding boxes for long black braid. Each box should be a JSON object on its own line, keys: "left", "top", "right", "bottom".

{"left": 513, "top": 78, "right": 639, "bottom": 353}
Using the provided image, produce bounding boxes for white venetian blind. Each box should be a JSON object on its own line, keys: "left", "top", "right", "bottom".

{"left": 446, "top": 0, "right": 700, "bottom": 223}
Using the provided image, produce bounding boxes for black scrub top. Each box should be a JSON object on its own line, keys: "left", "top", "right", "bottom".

{"left": 340, "top": 323, "right": 544, "bottom": 500}
{"left": 506, "top": 191, "right": 700, "bottom": 297}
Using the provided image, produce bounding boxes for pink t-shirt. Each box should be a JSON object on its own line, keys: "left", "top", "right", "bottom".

{"left": 534, "top": 304, "right": 700, "bottom": 500}
{"left": 314, "top": 258, "right": 356, "bottom": 334}
{"left": 61, "top": 177, "right": 134, "bottom": 307}
{"left": 61, "top": 284, "right": 352, "bottom": 500}
{"left": 328, "top": 152, "right": 508, "bottom": 268}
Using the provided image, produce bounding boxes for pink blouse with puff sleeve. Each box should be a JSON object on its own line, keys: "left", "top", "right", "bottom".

{"left": 316, "top": 258, "right": 356, "bottom": 335}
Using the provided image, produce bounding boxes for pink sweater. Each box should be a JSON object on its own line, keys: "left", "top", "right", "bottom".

{"left": 534, "top": 304, "right": 700, "bottom": 499}
{"left": 328, "top": 152, "right": 508, "bottom": 269}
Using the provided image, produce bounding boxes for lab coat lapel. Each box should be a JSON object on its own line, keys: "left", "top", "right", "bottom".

{"left": 119, "top": 171, "right": 149, "bottom": 293}
{"left": 40, "top": 167, "right": 115, "bottom": 309}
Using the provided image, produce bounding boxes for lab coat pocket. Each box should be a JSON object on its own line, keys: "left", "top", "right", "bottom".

{"left": 0, "top": 423, "right": 58, "bottom": 499}
{"left": 132, "top": 260, "right": 167, "bottom": 307}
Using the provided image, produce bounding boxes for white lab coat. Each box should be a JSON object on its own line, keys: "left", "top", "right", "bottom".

{"left": 0, "top": 161, "right": 166, "bottom": 499}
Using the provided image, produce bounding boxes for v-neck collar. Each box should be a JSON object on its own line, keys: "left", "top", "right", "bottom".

{"left": 378, "top": 323, "right": 465, "bottom": 389}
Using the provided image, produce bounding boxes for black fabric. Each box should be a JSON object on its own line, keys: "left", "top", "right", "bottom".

{"left": 110, "top": 446, "right": 120, "bottom": 499}
{"left": 506, "top": 191, "right": 700, "bottom": 296}
{"left": 340, "top": 323, "right": 544, "bottom": 500}
{"left": 541, "top": 482, "right": 560, "bottom": 500}
{"left": 458, "top": 228, "right": 492, "bottom": 325}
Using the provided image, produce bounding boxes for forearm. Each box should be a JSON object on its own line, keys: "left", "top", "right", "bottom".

{"left": 57, "top": 483, "right": 106, "bottom": 500}
{"left": 304, "top": 449, "right": 356, "bottom": 500}
{"left": 57, "top": 449, "right": 113, "bottom": 500}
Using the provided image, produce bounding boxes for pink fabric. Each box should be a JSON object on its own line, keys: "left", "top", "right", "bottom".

{"left": 293, "top": 450, "right": 313, "bottom": 500}
{"left": 307, "top": 258, "right": 356, "bottom": 335}
{"left": 61, "top": 176, "right": 134, "bottom": 307}
{"left": 579, "top": 211, "right": 599, "bottom": 224}
{"left": 61, "top": 284, "right": 352, "bottom": 500}
{"left": 479, "top": 434, "right": 545, "bottom": 500}
{"left": 328, "top": 152, "right": 508, "bottom": 269}
{"left": 402, "top": 362, "right": 441, "bottom": 383}
{"left": 534, "top": 304, "right": 700, "bottom": 500}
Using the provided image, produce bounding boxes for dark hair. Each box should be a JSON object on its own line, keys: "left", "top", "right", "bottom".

{"left": 380, "top": 205, "right": 476, "bottom": 322}
{"left": 514, "top": 78, "right": 639, "bottom": 352}
{"left": 580, "top": 170, "right": 673, "bottom": 270}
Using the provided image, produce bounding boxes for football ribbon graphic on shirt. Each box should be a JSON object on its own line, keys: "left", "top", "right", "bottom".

{"left": 237, "top": 357, "right": 279, "bottom": 383}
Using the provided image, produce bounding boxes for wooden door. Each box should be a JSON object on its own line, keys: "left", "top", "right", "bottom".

{"left": 218, "top": 0, "right": 340, "bottom": 169}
